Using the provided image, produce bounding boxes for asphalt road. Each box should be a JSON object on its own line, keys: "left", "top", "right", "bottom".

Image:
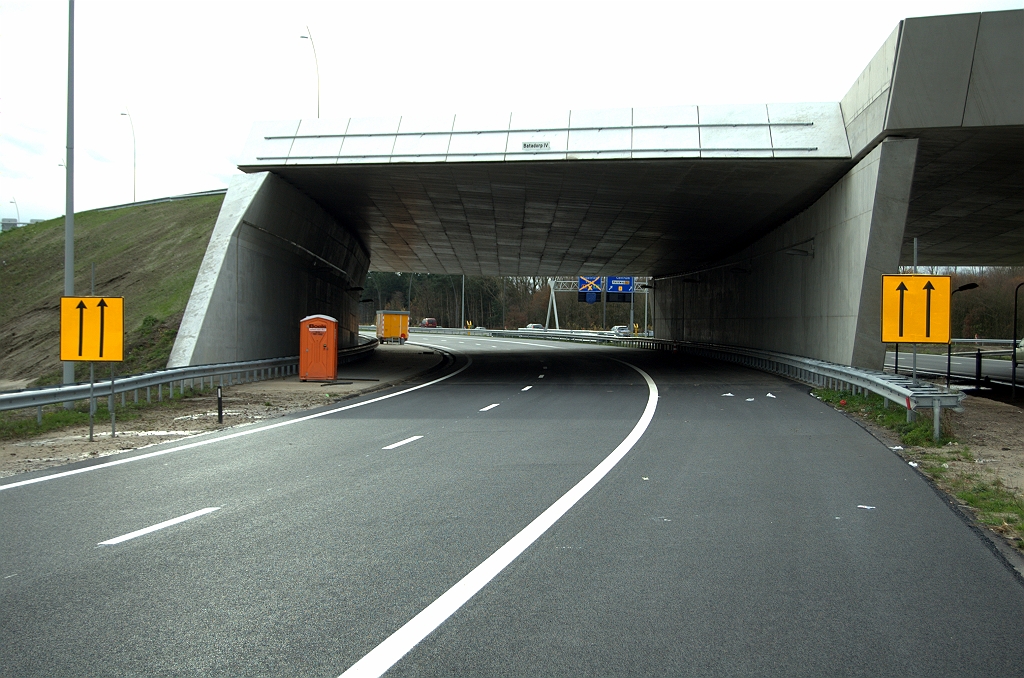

{"left": 2, "top": 337, "right": 1022, "bottom": 677}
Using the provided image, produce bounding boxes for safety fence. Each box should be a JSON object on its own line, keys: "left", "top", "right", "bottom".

{"left": 0, "top": 338, "right": 378, "bottom": 422}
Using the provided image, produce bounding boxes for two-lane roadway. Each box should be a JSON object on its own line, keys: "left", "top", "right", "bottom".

{"left": 2, "top": 337, "right": 1022, "bottom": 676}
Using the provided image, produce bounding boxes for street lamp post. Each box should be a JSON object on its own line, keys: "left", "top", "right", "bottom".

{"left": 300, "top": 28, "right": 321, "bottom": 118}
{"left": 1013, "top": 281, "right": 1023, "bottom": 400}
{"left": 947, "top": 282, "right": 979, "bottom": 387}
{"left": 9, "top": 199, "right": 19, "bottom": 225}
{"left": 120, "top": 110, "right": 136, "bottom": 202}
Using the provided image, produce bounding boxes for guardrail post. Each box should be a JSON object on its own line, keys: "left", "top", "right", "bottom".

{"left": 134, "top": 388, "right": 138, "bottom": 404}
{"left": 933, "top": 399, "right": 941, "bottom": 442}
{"left": 169, "top": 380, "right": 174, "bottom": 399}
{"left": 158, "top": 383, "right": 162, "bottom": 402}
{"left": 975, "top": 350, "right": 982, "bottom": 387}
{"left": 37, "top": 406, "right": 42, "bottom": 425}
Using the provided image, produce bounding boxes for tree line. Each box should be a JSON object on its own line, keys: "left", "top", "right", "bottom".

{"left": 359, "top": 273, "right": 651, "bottom": 330}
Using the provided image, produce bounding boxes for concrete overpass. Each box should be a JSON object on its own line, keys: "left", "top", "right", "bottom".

{"left": 169, "top": 9, "right": 1022, "bottom": 370}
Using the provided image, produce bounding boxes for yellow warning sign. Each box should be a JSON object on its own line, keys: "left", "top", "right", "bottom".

{"left": 880, "top": 275, "right": 950, "bottom": 344}
{"left": 60, "top": 297, "right": 124, "bottom": 361}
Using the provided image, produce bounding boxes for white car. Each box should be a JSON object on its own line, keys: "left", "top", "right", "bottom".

{"left": 611, "top": 325, "right": 630, "bottom": 336}
{"left": 525, "top": 323, "right": 545, "bottom": 330}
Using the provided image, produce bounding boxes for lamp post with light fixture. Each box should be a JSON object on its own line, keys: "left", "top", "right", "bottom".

{"left": 120, "top": 110, "right": 136, "bottom": 202}
{"left": 9, "top": 198, "right": 19, "bottom": 225}
{"left": 300, "top": 27, "right": 320, "bottom": 118}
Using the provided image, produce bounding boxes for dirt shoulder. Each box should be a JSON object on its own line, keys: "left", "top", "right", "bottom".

{"left": 0, "top": 344, "right": 444, "bottom": 479}
{"left": 834, "top": 392, "right": 1024, "bottom": 572}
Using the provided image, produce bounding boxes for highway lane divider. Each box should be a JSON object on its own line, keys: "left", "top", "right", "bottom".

{"left": 98, "top": 507, "right": 221, "bottom": 546}
{"left": 0, "top": 354, "right": 472, "bottom": 493}
{"left": 338, "top": 358, "right": 658, "bottom": 678}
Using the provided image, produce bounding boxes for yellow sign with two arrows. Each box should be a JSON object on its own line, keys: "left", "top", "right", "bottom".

{"left": 60, "top": 296, "right": 124, "bottom": 362}
{"left": 880, "top": 275, "right": 950, "bottom": 344}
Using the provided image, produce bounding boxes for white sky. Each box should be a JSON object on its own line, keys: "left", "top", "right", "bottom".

{"left": 1, "top": 0, "right": 1020, "bottom": 223}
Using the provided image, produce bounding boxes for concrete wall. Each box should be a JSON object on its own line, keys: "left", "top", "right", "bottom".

{"left": 655, "top": 138, "right": 918, "bottom": 369}
{"left": 168, "top": 172, "right": 369, "bottom": 367}
{"left": 840, "top": 9, "right": 1023, "bottom": 157}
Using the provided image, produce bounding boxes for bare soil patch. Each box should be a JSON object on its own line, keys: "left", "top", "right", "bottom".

{"left": 0, "top": 345, "right": 443, "bottom": 479}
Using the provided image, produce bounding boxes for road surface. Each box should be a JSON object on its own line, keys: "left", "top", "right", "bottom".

{"left": 3, "top": 336, "right": 1022, "bottom": 676}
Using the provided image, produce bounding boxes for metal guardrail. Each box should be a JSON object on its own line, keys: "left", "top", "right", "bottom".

{"left": 0, "top": 338, "right": 378, "bottom": 419}
{"left": 406, "top": 327, "right": 962, "bottom": 440}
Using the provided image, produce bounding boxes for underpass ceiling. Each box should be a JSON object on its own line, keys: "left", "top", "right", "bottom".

{"left": 265, "top": 158, "right": 850, "bottom": 277}
{"left": 900, "top": 126, "right": 1024, "bottom": 266}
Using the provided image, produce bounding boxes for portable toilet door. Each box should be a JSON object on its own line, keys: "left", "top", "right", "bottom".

{"left": 300, "top": 315, "right": 338, "bottom": 381}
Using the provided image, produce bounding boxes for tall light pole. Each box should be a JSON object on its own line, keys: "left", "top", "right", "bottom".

{"left": 300, "top": 28, "right": 320, "bottom": 118}
{"left": 9, "top": 199, "right": 19, "bottom": 225}
{"left": 64, "top": 0, "right": 76, "bottom": 392}
{"left": 1013, "top": 281, "right": 1023, "bottom": 400}
{"left": 120, "top": 109, "right": 136, "bottom": 202}
{"left": 946, "top": 282, "right": 979, "bottom": 387}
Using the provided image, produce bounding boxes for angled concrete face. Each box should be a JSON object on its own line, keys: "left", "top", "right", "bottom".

{"left": 168, "top": 172, "right": 368, "bottom": 367}
{"left": 657, "top": 138, "right": 918, "bottom": 369}
{"left": 963, "top": 10, "right": 1024, "bottom": 127}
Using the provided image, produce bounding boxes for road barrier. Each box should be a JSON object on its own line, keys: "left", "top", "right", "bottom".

{"left": 0, "top": 338, "right": 378, "bottom": 422}
{"left": 405, "top": 327, "right": 964, "bottom": 441}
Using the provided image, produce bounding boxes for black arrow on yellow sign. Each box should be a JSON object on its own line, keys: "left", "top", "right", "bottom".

{"left": 923, "top": 281, "right": 934, "bottom": 337}
{"left": 98, "top": 299, "right": 108, "bottom": 358}
{"left": 76, "top": 300, "right": 87, "bottom": 356}
{"left": 896, "top": 282, "right": 907, "bottom": 336}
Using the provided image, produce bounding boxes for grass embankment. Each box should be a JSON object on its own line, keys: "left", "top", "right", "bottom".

{"left": 0, "top": 195, "right": 222, "bottom": 385}
{"left": 814, "top": 388, "right": 1024, "bottom": 552}
{"left": 0, "top": 195, "right": 222, "bottom": 438}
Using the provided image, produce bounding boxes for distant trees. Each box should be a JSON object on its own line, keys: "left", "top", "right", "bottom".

{"left": 949, "top": 267, "right": 1024, "bottom": 340}
{"left": 359, "top": 273, "right": 646, "bottom": 330}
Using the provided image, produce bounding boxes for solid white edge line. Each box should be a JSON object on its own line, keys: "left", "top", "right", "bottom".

{"left": 0, "top": 353, "right": 471, "bottom": 492}
{"left": 338, "top": 358, "right": 658, "bottom": 678}
{"left": 479, "top": 404, "right": 500, "bottom": 412}
{"left": 382, "top": 435, "right": 423, "bottom": 450}
{"left": 521, "top": 386, "right": 532, "bottom": 391}
{"left": 98, "top": 507, "right": 221, "bottom": 545}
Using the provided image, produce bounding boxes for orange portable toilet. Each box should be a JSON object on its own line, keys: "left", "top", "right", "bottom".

{"left": 299, "top": 314, "right": 338, "bottom": 381}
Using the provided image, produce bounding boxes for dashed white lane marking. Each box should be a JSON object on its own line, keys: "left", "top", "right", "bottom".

{"left": 538, "top": 374, "right": 545, "bottom": 378}
{"left": 382, "top": 436, "right": 423, "bottom": 450}
{"left": 338, "top": 359, "right": 659, "bottom": 678}
{"left": 1, "top": 356, "right": 472, "bottom": 492}
{"left": 521, "top": 386, "right": 532, "bottom": 391}
{"left": 479, "top": 404, "right": 500, "bottom": 412}
{"left": 98, "top": 507, "right": 221, "bottom": 546}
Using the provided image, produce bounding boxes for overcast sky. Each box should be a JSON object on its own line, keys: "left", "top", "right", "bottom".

{"left": 1, "top": 0, "right": 1020, "bottom": 223}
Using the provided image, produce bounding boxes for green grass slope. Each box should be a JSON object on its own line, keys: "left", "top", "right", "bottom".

{"left": 0, "top": 195, "right": 223, "bottom": 387}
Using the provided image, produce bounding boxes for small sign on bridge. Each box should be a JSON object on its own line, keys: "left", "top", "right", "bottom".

{"left": 880, "top": 275, "right": 950, "bottom": 344}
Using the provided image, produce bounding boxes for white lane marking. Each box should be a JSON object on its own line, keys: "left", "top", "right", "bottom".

{"left": 382, "top": 436, "right": 423, "bottom": 450}
{"left": 521, "top": 386, "right": 532, "bottom": 391}
{"left": 98, "top": 507, "right": 221, "bottom": 546}
{"left": 1, "top": 355, "right": 472, "bottom": 492}
{"left": 479, "top": 403, "right": 500, "bottom": 412}
{"left": 538, "top": 374, "right": 545, "bottom": 378}
{"left": 338, "top": 359, "right": 658, "bottom": 678}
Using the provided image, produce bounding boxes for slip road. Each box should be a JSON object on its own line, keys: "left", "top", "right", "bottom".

{"left": 2, "top": 336, "right": 1022, "bottom": 676}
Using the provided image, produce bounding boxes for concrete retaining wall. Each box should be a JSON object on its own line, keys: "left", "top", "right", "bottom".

{"left": 655, "top": 137, "right": 918, "bottom": 369}
{"left": 168, "top": 172, "right": 369, "bottom": 367}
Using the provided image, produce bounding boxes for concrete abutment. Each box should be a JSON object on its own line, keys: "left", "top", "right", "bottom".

{"left": 655, "top": 137, "right": 919, "bottom": 369}
{"left": 168, "top": 172, "right": 369, "bottom": 367}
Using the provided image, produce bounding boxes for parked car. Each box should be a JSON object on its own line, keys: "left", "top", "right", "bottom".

{"left": 419, "top": 317, "right": 438, "bottom": 328}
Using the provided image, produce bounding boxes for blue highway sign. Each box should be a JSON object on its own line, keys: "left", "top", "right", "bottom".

{"left": 607, "top": 277, "right": 634, "bottom": 293}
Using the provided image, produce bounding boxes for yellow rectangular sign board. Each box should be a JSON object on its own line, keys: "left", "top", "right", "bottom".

{"left": 60, "top": 297, "right": 124, "bottom": 362}
{"left": 880, "top": 275, "right": 950, "bottom": 344}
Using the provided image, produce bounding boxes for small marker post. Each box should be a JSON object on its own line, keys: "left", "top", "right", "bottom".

{"left": 217, "top": 386, "right": 223, "bottom": 423}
